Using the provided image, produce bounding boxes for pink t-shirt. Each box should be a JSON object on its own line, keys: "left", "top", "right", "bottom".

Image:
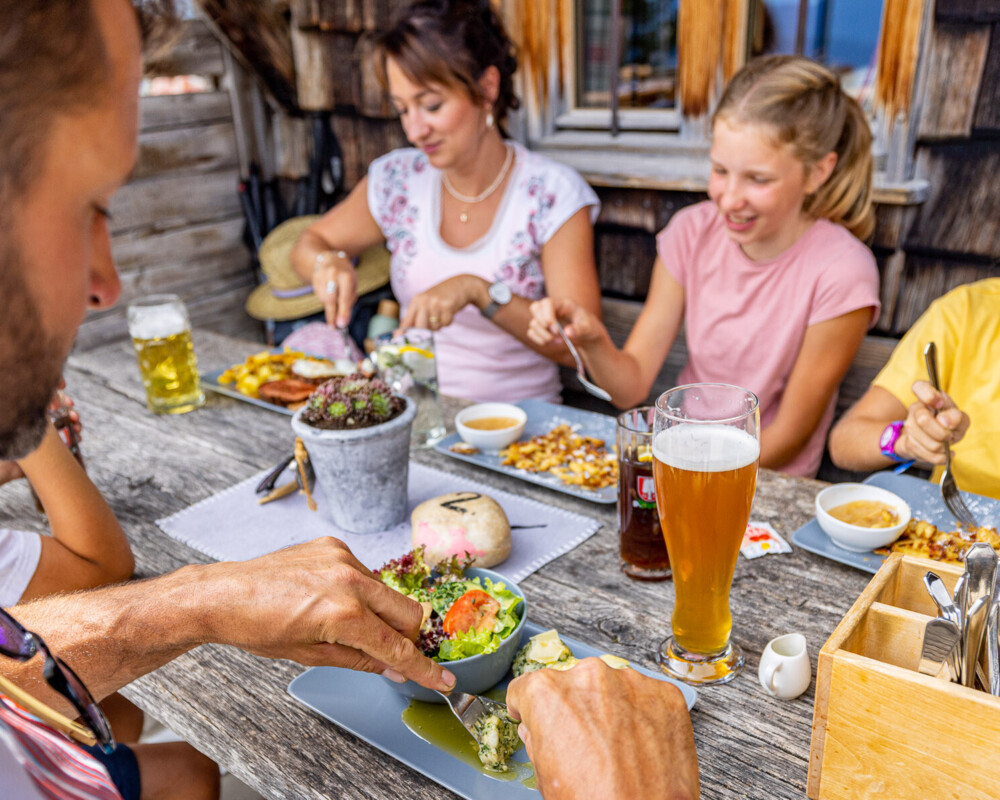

{"left": 658, "top": 201, "right": 880, "bottom": 477}
{"left": 367, "top": 142, "right": 599, "bottom": 402}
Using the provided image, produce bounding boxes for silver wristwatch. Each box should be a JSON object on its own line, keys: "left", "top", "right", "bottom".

{"left": 482, "top": 281, "right": 513, "bottom": 319}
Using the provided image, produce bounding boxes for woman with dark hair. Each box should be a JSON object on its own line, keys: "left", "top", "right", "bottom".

{"left": 291, "top": 0, "right": 602, "bottom": 403}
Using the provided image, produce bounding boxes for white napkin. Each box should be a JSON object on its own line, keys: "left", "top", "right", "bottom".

{"left": 156, "top": 461, "right": 602, "bottom": 582}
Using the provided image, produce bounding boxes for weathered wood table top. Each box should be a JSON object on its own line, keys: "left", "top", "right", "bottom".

{"left": 0, "top": 329, "right": 877, "bottom": 799}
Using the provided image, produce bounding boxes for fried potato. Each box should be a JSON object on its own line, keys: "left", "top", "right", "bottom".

{"left": 500, "top": 423, "right": 617, "bottom": 490}
{"left": 218, "top": 349, "right": 322, "bottom": 400}
{"left": 874, "top": 518, "right": 1000, "bottom": 565}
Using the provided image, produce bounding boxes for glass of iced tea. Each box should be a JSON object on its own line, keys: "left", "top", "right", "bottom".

{"left": 616, "top": 406, "right": 670, "bottom": 581}
{"left": 126, "top": 294, "right": 204, "bottom": 415}
{"left": 653, "top": 383, "right": 759, "bottom": 685}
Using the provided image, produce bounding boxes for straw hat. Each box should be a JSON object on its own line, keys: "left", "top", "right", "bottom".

{"left": 245, "top": 215, "right": 392, "bottom": 322}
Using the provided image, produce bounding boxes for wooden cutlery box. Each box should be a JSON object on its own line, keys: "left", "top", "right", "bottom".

{"left": 808, "top": 553, "right": 1000, "bottom": 799}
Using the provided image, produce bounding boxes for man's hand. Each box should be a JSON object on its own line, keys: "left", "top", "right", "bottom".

{"left": 200, "top": 537, "right": 455, "bottom": 691}
{"left": 506, "top": 658, "right": 700, "bottom": 800}
{"left": 896, "top": 380, "right": 971, "bottom": 465}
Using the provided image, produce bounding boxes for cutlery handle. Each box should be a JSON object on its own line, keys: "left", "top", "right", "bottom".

{"left": 556, "top": 322, "right": 582, "bottom": 367}
{"left": 923, "top": 341, "right": 952, "bottom": 465}
{"left": 923, "top": 342, "right": 940, "bottom": 392}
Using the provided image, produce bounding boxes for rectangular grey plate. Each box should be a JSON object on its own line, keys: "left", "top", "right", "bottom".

{"left": 791, "top": 472, "right": 1000, "bottom": 574}
{"left": 433, "top": 399, "right": 617, "bottom": 504}
{"left": 288, "top": 621, "right": 696, "bottom": 800}
{"left": 200, "top": 367, "right": 295, "bottom": 416}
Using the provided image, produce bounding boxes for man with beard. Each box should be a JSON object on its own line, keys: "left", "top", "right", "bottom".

{"left": 0, "top": 2, "right": 700, "bottom": 798}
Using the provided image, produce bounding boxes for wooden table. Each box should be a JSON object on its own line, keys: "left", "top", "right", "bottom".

{"left": 0, "top": 330, "right": 876, "bottom": 799}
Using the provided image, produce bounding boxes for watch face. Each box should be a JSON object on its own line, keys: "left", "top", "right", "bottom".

{"left": 879, "top": 427, "right": 893, "bottom": 449}
{"left": 489, "top": 282, "right": 513, "bottom": 305}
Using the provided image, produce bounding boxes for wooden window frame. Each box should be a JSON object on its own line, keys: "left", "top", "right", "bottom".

{"left": 503, "top": 0, "right": 931, "bottom": 200}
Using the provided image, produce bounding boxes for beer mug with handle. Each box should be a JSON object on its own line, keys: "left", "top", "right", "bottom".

{"left": 653, "top": 383, "right": 760, "bottom": 685}
{"left": 126, "top": 294, "right": 205, "bottom": 415}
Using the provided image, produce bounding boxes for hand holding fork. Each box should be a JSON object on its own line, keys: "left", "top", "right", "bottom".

{"left": 923, "top": 342, "right": 977, "bottom": 527}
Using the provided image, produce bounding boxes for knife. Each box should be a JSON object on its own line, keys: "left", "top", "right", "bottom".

{"left": 919, "top": 617, "right": 961, "bottom": 679}
{"left": 988, "top": 603, "right": 1000, "bottom": 696}
{"left": 960, "top": 544, "right": 998, "bottom": 686}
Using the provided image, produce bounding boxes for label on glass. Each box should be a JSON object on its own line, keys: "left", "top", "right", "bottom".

{"left": 636, "top": 475, "right": 657, "bottom": 508}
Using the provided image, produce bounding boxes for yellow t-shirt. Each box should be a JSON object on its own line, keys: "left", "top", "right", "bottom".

{"left": 873, "top": 278, "right": 1000, "bottom": 500}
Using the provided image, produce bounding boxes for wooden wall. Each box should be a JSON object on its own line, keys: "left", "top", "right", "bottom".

{"left": 887, "top": 2, "right": 1000, "bottom": 332}
{"left": 76, "top": 20, "right": 260, "bottom": 352}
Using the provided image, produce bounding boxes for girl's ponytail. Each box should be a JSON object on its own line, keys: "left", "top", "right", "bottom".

{"left": 805, "top": 94, "right": 874, "bottom": 241}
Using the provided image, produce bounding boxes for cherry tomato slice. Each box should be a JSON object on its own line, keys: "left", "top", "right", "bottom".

{"left": 442, "top": 589, "right": 501, "bottom": 636}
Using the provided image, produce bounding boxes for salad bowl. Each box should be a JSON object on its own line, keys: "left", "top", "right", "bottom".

{"left": 382, "top": 566, "right": 526, "bottom": 703}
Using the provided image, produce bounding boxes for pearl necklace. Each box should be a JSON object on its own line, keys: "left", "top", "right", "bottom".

{"left": 442, "top": 143, "right": 514, "bottom": 223}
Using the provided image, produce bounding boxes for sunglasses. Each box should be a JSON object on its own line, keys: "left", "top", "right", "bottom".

{"left": 0, "top": 607, "right": 115, "bottom": 754}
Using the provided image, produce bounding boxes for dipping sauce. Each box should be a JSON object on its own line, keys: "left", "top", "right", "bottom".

{"left": 828, "top": 500, "right": 900, "bottom": 528}
{"left": 464, "top": 416, "right": 520, "bottom": 431}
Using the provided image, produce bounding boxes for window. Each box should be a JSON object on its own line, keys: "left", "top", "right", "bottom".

{"left": 755, "top": 0, "right": 883, "bottom": 99}
{"left": 566, "top": 0, "right": 883, "bottom": 132}
{"left": 578, "top": 0, "right": 679, "bottom": 110}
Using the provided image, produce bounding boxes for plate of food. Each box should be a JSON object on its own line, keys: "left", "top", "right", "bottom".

{"left": 434, "top": 399, "right": 618, "bottom": 504}
{"left": 201, "top": 348, "right": 356, "bottom": 415}
{"left": 791, "top": 472, "right": 1000, "bottom": 573}
{"left": 288, "top": 622, "right": 696, "bottom": 800}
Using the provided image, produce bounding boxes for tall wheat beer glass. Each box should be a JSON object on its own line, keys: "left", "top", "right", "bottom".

{"left": 126, "top": 294, "right": 204, "bottom": 414}
{"left": 653, "top": 383, "right": 760, "bottom": 685}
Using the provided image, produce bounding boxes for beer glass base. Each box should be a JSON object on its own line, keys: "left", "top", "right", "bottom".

{"left": 656, "top": 635, "right": 744, "bottom": 685}
{"left": 147, "top": 393, "right": 205, "bottom": 415}
{"left": 620, "top": 560, "right": 672, "bottom": 582}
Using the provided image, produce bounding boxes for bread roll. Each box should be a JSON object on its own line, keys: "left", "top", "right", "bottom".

{"left": 411, "top": 491, "right": 511, "bottom": 568}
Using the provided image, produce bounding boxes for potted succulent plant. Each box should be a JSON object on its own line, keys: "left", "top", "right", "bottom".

{"left": 291, "top": 373, "right": 416, "bottom": 533}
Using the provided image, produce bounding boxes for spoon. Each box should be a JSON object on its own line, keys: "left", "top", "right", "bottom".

{"left": 554, "top": 322, "right": 612, "bottom": 402}
{"left": 924, "top": 572, "right": 960, "bottom": 626}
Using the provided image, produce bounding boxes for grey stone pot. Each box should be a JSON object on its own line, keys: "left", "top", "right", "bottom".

{"left": 290, "top": 397, "right": 417, "bottom": 534}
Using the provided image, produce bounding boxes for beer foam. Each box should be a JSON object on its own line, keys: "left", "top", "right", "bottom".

{"left": 652, "top": 424, "right": 759, "bottom": 472}
{"left": 129, "top": 306, "right": 188, "bottom": 339}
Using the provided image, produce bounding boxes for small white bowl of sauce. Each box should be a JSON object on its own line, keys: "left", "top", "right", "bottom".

{"left": 814, "top": 483, "right": 912, "bottom": 552}
{"left": 455, "top": 403, "right": 527, "bottom": 452}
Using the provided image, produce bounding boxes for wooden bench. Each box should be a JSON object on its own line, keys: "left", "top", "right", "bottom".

{"left": 560, "top": 297, "right": 900, "bottom": 482}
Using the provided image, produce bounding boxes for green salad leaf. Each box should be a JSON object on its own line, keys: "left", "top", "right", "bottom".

{"left": 439, "top": 625, "right": 501, "bottom": 660}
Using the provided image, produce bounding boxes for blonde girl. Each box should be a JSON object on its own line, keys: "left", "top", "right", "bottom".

{"left": 529, "top": 55, "right": 880, "bottom": 477}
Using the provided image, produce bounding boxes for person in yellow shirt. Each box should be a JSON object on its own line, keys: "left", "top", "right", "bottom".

{"left": 829, "top": 278, "right": 999, "bottom": 499}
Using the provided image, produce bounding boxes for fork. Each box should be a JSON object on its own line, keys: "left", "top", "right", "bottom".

{"left": 434, "top": 690, "right": 511, "bottom": 740}
{"left": 923, "top": 342, "right": 977, "bottom": 528}
{"left": 555, "top": 322, "right": 612, "bottom": 402}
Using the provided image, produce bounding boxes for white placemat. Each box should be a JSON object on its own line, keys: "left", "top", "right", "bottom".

{"left": 156, "top": 461, "right": 602, "bottom": 582}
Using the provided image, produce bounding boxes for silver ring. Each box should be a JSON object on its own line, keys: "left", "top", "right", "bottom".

{"left": 325, "top": 279, "right": 337, "bottom": 295}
